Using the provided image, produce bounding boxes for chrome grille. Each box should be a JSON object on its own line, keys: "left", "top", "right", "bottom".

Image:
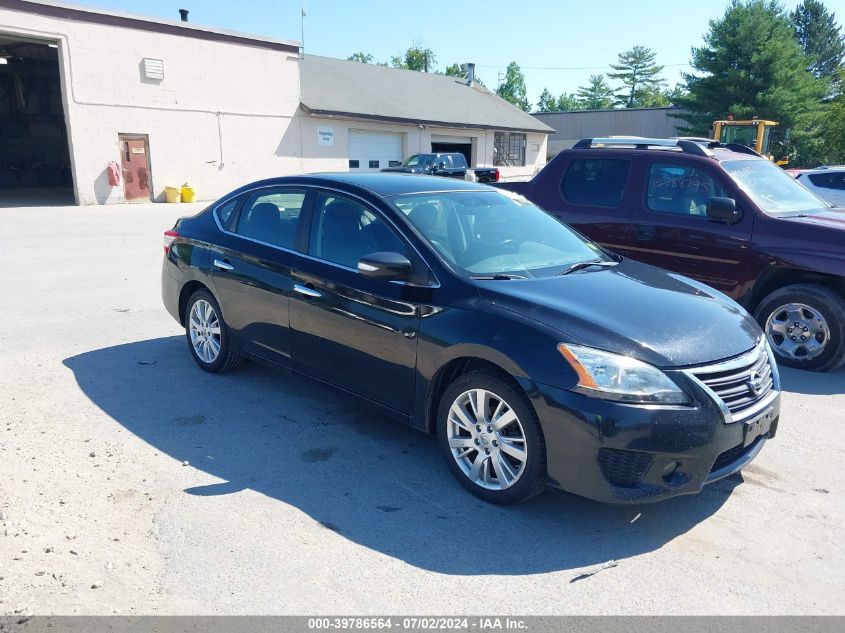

{"left": 689, "top": 344, "right": 776, "bottom": 422}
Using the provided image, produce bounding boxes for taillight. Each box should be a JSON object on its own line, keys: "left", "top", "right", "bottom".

{"left": 163, "top": 230, "right": 179, "bottom": 254}
{"left": 495, "top": 169, "right": 501, "bottom": 182}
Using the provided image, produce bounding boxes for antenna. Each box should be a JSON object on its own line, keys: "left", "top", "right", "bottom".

{"left": 300, "top": 0, "right": 306, "bottom": 56}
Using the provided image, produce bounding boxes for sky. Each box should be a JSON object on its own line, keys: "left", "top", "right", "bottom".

{"left": 72, "top": 0, "right": 845, "bottom": 107}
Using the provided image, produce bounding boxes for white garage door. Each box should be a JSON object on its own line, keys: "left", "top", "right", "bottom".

{"left": 348, "top": 130, "right": 403, "bottom": 172}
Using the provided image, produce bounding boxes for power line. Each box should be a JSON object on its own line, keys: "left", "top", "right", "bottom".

{"left": 476, "top": 62, "right": 693, "bottom": 71}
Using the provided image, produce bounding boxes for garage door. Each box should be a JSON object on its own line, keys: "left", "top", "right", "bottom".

{"left": 348, "top": 130, "right": 403, "bottom": 172}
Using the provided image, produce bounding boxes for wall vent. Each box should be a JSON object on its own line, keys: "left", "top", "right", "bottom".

{"left": 142, "top": 58, "right": 164, "bottom": 81}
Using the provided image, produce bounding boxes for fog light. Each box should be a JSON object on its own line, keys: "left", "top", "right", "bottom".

{"left": 661, "top": 461, "right": 681, "bottom": 482}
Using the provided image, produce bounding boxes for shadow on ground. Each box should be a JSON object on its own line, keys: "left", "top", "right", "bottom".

{"left": 64, "top": 336, "right": 739, "bottom": 576}
{"left": 779, "top": 364, "right": 845, "bottom": 396}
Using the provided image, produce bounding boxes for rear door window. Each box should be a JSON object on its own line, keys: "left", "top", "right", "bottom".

{"left": 646, "top": 163, "right": 726, "bottom": 217}
{"left": 235, "top": 189, "right": 306, "bottom": 250}
{"left": 561, "top": 158, "right": 630, "bottom": 207}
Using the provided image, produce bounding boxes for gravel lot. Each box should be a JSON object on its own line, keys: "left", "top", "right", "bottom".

{"left": 1, "top": 202, "right": 843, "bottom": 616}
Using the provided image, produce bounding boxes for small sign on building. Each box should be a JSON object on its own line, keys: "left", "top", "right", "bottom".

{"left": 317, "top": 126, "right": 335, "bottom": 146}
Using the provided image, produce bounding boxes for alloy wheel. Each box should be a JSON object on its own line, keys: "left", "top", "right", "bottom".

{"left": 446, "top": 389, "right": 527, "bottom": 491}
{"left": 765, "top": 302, "right": 830, "bottom": 362}
{"left": 189, "top": 299, "right": 222, "bottom": 364}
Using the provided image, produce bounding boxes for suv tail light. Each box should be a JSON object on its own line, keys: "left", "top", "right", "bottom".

{"left": 494, "top": 168, "right": 500, "bottom": 182}
{"left": 163, "top": 230, "right": 179, "bottom": 254}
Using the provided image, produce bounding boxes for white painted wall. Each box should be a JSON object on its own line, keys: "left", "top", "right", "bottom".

{"left": 0, "top": 6, "right": 300, "bottom": 204}
{"left": 298, "top": 115, "right": 547, "bottom": 180}
{"left": 0, "top": 6, "right": 547, "bottom": 204}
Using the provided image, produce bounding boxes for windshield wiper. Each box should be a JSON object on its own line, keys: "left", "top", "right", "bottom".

{"left": 555, "top": 259, "right": 617, "bottom": 276}
{"left": 470, "top": 273, "right": 528, "bottom": 280}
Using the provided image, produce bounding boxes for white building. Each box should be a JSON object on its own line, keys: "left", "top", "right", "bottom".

{"left": 0, "top": 0, "right": 550, "bottom": 205}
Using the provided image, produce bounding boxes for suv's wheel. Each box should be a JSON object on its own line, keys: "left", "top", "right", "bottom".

{"left": 184, "top": 289, "right": 243, "bottom": 373}
{"left": 437, "top": 370, "right": 546, "bottom": 504}
{"left": 754, "top": 284, "right": 845, "bottom": 372}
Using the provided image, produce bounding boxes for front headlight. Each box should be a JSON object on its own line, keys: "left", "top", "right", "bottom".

{"left": 558, "top": 344, "right": 690, "bottom": 405}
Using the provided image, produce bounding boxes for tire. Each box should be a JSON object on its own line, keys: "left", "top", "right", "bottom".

{"left": 437, "top": 370, "right": 547, "bottom": 504}
{"left": 184, "top": 289, "right": 243, "bottom": 373}
{"left": 754, "top": 283, "right": 845, "bottom": 372}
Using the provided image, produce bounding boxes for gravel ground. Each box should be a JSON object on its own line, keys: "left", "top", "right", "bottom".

{"left": 0, "top": 202, "right": 843, "bottom": 616}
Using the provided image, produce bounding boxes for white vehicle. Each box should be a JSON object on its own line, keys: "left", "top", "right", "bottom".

{"left": 794, "top": 167, "right": 845, "bottom": 207}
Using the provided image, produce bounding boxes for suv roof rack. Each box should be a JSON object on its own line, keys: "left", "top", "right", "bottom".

{"left": 573, "top": 137, "right": 715, "bottom": 157}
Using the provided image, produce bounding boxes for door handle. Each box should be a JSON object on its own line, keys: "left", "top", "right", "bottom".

{"left": 294, "top": 283, "right": 321, "bottom": 298}
{"left": 213, "top": 259, "right": 234, "bottom": 271}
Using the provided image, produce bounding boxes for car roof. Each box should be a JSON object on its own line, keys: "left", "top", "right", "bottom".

{"left": 247, "top": 173, "right": 493, "bottom": 197}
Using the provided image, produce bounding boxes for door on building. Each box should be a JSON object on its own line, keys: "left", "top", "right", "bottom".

{"left": 431, "top": 135, "right": 473, "bottom": 166}
{"left": 347, "top": 130, "right": 403, "bottom": 172}
{"left": 119, "top": 135, "right": 151, "bottom": 201}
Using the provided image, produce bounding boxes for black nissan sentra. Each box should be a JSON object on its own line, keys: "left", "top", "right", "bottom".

{"left": 162, "top": 174, "right": 781, "bottom": 505}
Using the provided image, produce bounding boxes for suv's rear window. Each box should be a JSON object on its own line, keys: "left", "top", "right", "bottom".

{"left": 562, "top": 159, "right": 630, "bottom": 207}
{"left": 808, "top": 172, "right": 845, "bottom": 190}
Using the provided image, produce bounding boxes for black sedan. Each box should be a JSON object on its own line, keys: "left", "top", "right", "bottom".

{"left": 162, "top": 174, "right": 781, "bottom": 504}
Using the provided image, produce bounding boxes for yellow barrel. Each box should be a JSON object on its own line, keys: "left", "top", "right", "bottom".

{"left": 165, "top": 185, "right": 182, "bottom": 204}
{"left": 181, "top": 184, "right": 197, "bottom": 203}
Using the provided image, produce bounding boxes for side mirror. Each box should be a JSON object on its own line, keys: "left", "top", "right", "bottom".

{"left": 358, "top": 251, "right": 412, "bottom": 281}
{"left": 706, "top": 197, "right": 743, "bottom": 224}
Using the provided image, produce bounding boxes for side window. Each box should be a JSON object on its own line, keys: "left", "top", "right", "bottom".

{"left": 235, "top": 189, "right": 306, "bottom": 249}
{"left": 309, "top": 194, "right": 408, "bottom": 269}
{"left": 561, "top": 159, "right": 630, "bottom": 207}
{"left": 809, "top": 173, "right": 845, "bottom": 190}
{"left": 646, "top": 163, "right": 726, "bottom": 217}
{"left": 215, "top": 198, "right": 240, "bottom": 230}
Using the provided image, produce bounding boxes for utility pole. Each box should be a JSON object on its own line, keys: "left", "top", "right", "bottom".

{"left": 424, "top": 51, "right": 429, "bottom": 73}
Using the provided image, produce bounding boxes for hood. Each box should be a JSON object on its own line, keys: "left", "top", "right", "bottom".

{"left": 477, "top": 259, "right": 761, "bottom": 368}
{"left": 777, "top": 208, "right": 845, "bottom": 231}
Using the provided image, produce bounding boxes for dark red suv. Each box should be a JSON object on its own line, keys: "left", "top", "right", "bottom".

{"left": 501, "top": 138, "right": 845, "bottom": 371}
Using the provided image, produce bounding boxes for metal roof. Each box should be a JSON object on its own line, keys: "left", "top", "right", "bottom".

{"left": 300, "top": 55, "right": 554, "bottom": 134}
{"left": 4, "top": 0, "right": 300, "bottom": 52}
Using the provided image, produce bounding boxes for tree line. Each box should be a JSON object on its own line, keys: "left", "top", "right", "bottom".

{"left": 347, "top": 0, "right": 845, "bottom": 166}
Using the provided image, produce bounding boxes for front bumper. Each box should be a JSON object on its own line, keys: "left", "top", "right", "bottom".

{"left": 530, "top": 367, "right": 780, "bottom": 504}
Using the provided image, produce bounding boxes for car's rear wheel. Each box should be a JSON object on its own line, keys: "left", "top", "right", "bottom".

{"left": 437, "top": 370, "right": 546, "bottom": 504}
{"left": 185, "top": 289, "right": 243, "bottom": 373}
{"left": 755, "top": 284, "right": 845, "bottom": 372}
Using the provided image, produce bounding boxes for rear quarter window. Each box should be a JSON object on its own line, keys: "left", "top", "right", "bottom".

{"left": 808, "top": 173, "right": 845, "bottom": 190}
{"left": 215, "top": 198, "right": 241, "bottom": 230}
{"left": 561, "top": 158, "right": 630, "bottom": 207}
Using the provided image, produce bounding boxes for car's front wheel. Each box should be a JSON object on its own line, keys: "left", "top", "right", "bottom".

{"left": 184, "top": 289, "right": 243, "bottom": 373}
{"left": 755, "top": 283, "right": 845, "bottom": 372}
{"left": 437, "top": 370, "right": 546, "bottom": 504}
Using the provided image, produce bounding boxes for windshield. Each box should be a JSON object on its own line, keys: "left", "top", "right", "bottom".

{"left": 393, "top": 190, "right": 607, "bottom": 278}
{"left": 722, "top": 160, "right": 831, "bottom": 216}
{"left": 402, "top": 154, "right": 431, "bottom": 168}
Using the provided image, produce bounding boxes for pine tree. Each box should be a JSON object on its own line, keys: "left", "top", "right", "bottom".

{"left": 674, "top": 0, "right": 827, "bottom": 165}
{"left": 607, "top": 46, "right": 666, "bottom": 108}
{"left": 576, "top": 75, "right": 615, "bottom": 109}
{"left": 790, "top": 0, "right": 845, "bottom": 80}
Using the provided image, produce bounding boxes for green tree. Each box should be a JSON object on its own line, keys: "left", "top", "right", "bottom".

{"left": 496, "top": 61, "right": 531, "bottom": 111}
{"left": 790, "top": 0, "right": 845, "bottom": 80}
{"left": 391, "top": 43, "right": 436, "bottom": 72}
{"left": 674, "top": 0, "right": 828, "bottom": 165}
{"left": 608, "top": 46, "right": 667, "bottom": 107}
{"left": 556, "top": 92, "right": 581, "bottom": 111}
{"left": 822, "top": 67, "right": 845, "bottom": 161}
{"left": 576, "top": 74, "right": 615, "bottom": 109}
{"left": 347, "top": 52, "right": 374, "bottom": 64}
{"left": 536, "top": 88, "right": 558, "bottom": 112}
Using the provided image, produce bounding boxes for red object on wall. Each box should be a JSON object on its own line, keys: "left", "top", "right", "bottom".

{"left": 107, "top": 161, "right": 121, "bottom": 186}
